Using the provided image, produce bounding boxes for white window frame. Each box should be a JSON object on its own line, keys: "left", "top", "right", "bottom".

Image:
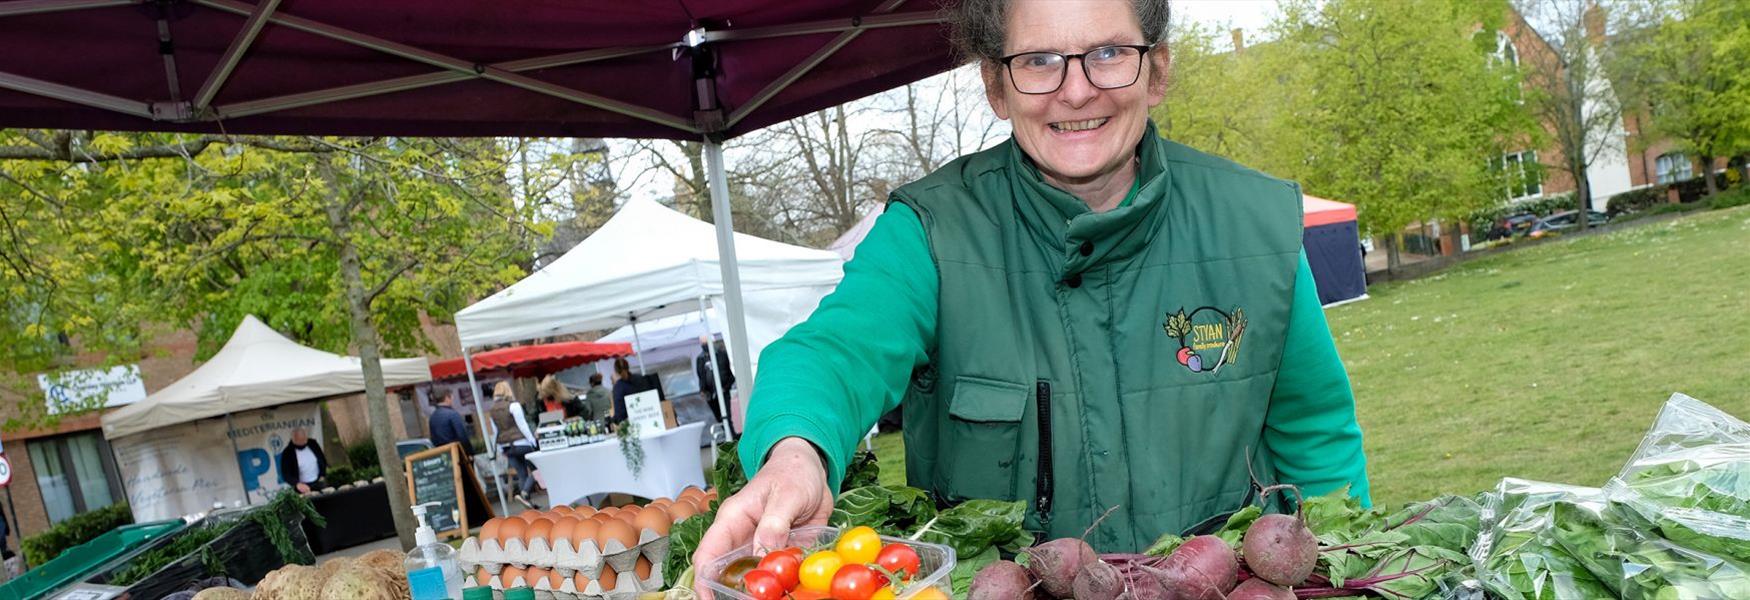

{"left": 1494, "top": 150, "right": 1542, "bottom": 201}
{"left": 1655, "top": 152, "right": 1691, "bottom": 185}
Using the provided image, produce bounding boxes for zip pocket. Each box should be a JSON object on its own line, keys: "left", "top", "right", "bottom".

{"left": 1035, "top": 380, "right": 1054, "bottom": 524}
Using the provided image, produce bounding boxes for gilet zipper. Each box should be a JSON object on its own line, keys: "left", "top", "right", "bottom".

{"left": 1035, "top": 379, "right": 1054, "bottom": 523}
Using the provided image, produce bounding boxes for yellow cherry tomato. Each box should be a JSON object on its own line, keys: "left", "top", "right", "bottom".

{"left": 798, "top": 550, "right": 845, "bottom": 593}
{"left": 904, "top": 587, "right": 949, "bottom": 600}
{"left": 835, "top": 526, "right": 884, "bottom": 565}
{"left": 870, "top": 587, "right": 897, "bottom": 600}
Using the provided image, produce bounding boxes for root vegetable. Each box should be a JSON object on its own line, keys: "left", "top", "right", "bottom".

{"left": 1146, "top": 535, "right": 1238, "bottom": 600}
{"left": 968, "top": 560, "right": 1035, "bottom": 600}
{"left": 1024, "top": 537, "right": 1097, "bottom": 598}
{"left": 1072, "top": 559, "right": 1124, "bottom": 600}
{"left": 1228, "top": 578, "right": 1296, "bottom": 600}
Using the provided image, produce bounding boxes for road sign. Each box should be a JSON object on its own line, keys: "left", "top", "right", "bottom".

{"left": 0, "top": 454, "right": 12, "bottom": 487}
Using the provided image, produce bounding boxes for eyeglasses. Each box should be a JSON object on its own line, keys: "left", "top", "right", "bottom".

{"left": 1000, "top": 44, "right": 1153, "bottom": 95}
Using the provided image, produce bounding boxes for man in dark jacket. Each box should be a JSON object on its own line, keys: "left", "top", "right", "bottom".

{"left": 277, "top": 427, "right": 328, "bottom": 493}
{"left": 695, "top": 336, "right": 735, "bottom": 424}
{"left": 428, "top": 392, "right": 475, "bottom": 455}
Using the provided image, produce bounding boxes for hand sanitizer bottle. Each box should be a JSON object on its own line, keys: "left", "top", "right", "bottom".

{"left": 405, "top": 502, "right": 463, "bottom": 600}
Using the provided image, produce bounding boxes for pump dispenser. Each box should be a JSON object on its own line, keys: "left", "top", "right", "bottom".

{"left": 406, "top": 502, "right": 463, "bottom": 600}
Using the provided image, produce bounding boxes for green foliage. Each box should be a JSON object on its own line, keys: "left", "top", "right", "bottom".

{"left": 107, "top": 520, "right": 232, "bottom": 586}
{"left": 829, "top": 485, "right": 936, "bottom": 537}
{"left": 107, "top": 491, "right": 320, "bottom": 586}
{"left": 709, "top": 440, "right": 748, "bottom": 499}
{"left": 1607, "top": 186, "right": 1672, "bottom": 217}
{"left": 842, "top": 448, "right": 881, "bottom": 492}
{"left": 1707, "top": 187, "right": 1750, "bottom": 210}
{"left": 346, "top": 441, "right": 379, "bottom": 470}
{"left": 617, "top": 422, "right": 646, "bottom": 477}
{"left": 665, "top": 510, "right": 714, "bottom": 589}
{"left": 20, "top": 502, "right": 133, "bottom": 567}
{"left": 1610, "top": 0, "right": 1750, "bottom": 183}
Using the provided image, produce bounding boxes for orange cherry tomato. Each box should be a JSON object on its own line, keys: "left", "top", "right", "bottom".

{"left": 870, "top": 587, "right": 897, "bottom": 600}
{"left": 905, "top": 587, "right": 949, "bottom": 600}
{"left": 835, "top": 526, "right": 884, "bottom": 565}
{"left": 798, "top": 550, "right": 844, "bottom": 593}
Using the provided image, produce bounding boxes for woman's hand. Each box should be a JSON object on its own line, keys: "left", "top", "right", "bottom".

{"left": 691, "top": 436, "right": 834, "bottom": 599}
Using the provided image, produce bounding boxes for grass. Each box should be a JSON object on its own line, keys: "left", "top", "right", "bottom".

{"left": 867, "top": 206, "right": 1750, "bottom": 510}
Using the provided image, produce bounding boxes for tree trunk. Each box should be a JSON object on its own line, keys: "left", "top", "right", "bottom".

{"left": 321, "top": 163, "right": 418, "bottom": 549}
{"left": 1701, "top": 154, "right": 1719, "bottom": 196}
{"left": 1386, "top": 233, "right": 1402, "bottom": 271}
{"left": 1575, "top": 170, "right": 1592, "bottom": 231}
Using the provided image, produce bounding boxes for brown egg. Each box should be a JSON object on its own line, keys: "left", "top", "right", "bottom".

{"left": 595, "top": 567, "right": 618, "bottom": 591}
{"left": 621, "top": 504, "right": 643, "bottom": 517}
{"left": 633, "top": 505, "right": 671, "bottom": 536}
{"left": 572, "top": 518, "right": 601, "bottom": 549}
{"left": 634, "top": 557, "right": 653, "bottom": 580}
{"left": 551, "top": 516, "right": 581, "bottom": 544}
{"left": 475, "top": 566, "right": 493, "bottom": 586}
{"left": 525, "top": 566, "right": 551, "bottom": 588}
{"left": 525, "top": 517, "right": 555, "bottom": 545}
{"left": 596, "top": 518, "right": 638, "bottom": 550}
{"left": 547, "top": 569, "right": 566, "bottom": 590}
{"left": 598, "top": 506, "right": 621, "bottom": 518}
{"left": 678, "top": 487, "right": 705, "bottom": 502}
{"left": 666, "top": 500, "right": 698, "bottom": 522}
{"left": 572, "top": 572, "right": 592, "bottom": 592}
{"left": 498, "top": 517, "right": 527, "bottom": 543}
{"left": 549, "top": 505, "right": 575, "bottom": 516}
{"left": 615, "top": 512, "right": 638, "bottom": 528}
{"left": 587, "top": 513, "right": 613, "bottom": 527}
{"left": 517, "top": 508, "right": 544, "bottom": 522}
{"left": 704, "top": 490, "right": 719, "bottom": 503}
{"left": 571, "top": 505, "right": 597, "bottom": 519}
{"left": 647, "top": 497, "right": 672, "bottom": 508}
{"left": 500, "top": 565, "right": 526, "bottom": 587}
{"left": 479, "top": 518, "right": 502, "bottom": 543}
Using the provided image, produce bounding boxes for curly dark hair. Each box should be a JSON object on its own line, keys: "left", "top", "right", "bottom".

{"left": 949, "top": 0, "right": 1172, "bottom": 63}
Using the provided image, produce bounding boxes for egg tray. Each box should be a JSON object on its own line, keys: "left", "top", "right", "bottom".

{"left": 460, "top": 529, "right": 668, "bottom": 589}
{"left": 463, "top": 564, "right": 662, "bottom": 600}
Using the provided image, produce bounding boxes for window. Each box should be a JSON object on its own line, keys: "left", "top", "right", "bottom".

{"left": 1490, "top": 30, "right": 1519, "bottom": 66}
{"left": 1492, "top": 150, "right": 1543, "bottom": 200}
{"left": 1655, "top": 152, "right": 1692, "bottom": 184}
{"left": 26, "top": 431, "right": 123, "bottom": 524}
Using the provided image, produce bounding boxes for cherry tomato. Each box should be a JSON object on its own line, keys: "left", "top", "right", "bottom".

{"left": 870, "top": 586, "right": 898, "bottom": 600}
{"left": 874, "top": 543, "right": 922, "bottom": 579}
{"left": 830, "top": 564, "right": 884, "bottom": 600}
{"left": 905, "top": 587, "right": 949, "bottom": 600}
{"left": 741, "top": 569, "right": 784, "bottom": 600}
{"left": 757, "top": 549, "right": 802, "bottom": 591}
{"left": 798, "top": 550, "right": 844, "bottom": 593}
{"left": 786, "top": 590, "right": 831, "bottom": 600}
{"left": 835, "top": 525, "right": 884, "bottom": 565}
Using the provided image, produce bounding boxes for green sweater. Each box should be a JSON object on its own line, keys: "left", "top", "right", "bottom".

{"left": 742, "top": 197, "right": 1371, "bottom": 508}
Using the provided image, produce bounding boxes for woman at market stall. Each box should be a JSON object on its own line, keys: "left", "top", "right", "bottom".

{"left": 694, "top": 0, "right": 1371, "bottom": 575}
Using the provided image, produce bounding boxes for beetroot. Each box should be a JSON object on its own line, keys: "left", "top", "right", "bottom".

{"left": 1025, "top": 537, "right": 1098, "bottom": 598}
{"left": 1228, "top": 577, "right": 1296, "bottom": 600}
{"left": 968, "top": 560, "right": 1036, "bottom": 600}
{"left": 1147, "top": 535, "right": 1238, "bottom": 600}
{"left": 1072, "top": 559, "right": 1124, "bottom": 600}
{"left": 1242, "top": 514, "right": 1319, "bottom": 586}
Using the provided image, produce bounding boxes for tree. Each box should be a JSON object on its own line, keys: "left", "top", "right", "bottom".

{"left": 1268, "top": 0, "right": 1535, "bottom": 269}
{"left": 1610, "top": 0, "right": 1750, "bottom": 195}
{"left": 0, "top": 132, "right": 567, "bottom": 547}
{"left": 1513, "top": 0, "right": 1633, "bottom": 227}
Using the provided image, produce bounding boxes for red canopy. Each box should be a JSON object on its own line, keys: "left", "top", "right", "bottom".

{"left": 428, "top": 341, "right": 633, "bottom": 382}
{"left": 1304, "top": 194, "right": 1358, "bottom": 228}
{"left": 0, "top": 0, "right": 954, "bottom": 140}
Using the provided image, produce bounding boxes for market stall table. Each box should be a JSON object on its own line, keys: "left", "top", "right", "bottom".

{"left": 526, "top": 422, "right": 707, "bottom": 506}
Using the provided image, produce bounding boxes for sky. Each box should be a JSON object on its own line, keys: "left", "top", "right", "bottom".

{"left": 613, "top": 0, "right": 1292, "bottom": 205}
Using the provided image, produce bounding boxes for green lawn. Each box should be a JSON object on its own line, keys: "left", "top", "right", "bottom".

{"left": 868, "top": 206, "right": 1750, "bottom": 509}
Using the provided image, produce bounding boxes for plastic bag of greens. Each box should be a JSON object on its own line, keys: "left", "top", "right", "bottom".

{"left": 1603, "top": 393, "right": 1750, "bottom": 564}
{"left": 1472, "top": 479, "right": 1617, "bottom": 600}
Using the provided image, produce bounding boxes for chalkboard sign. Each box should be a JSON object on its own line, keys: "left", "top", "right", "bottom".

{"left": 404, "top": 443, "right": 465, "bottom": 537}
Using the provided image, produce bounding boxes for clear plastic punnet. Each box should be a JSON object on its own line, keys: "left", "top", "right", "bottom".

{"left": 698, "top": 525, "right": 956, "bottom": 600}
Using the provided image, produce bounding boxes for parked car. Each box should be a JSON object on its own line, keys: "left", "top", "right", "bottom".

{"left": 1528, "top": 210, "right": 1610, "bottom": 238}
{"left": 1491, "top": 212, "right": 1541, "bottom": 239}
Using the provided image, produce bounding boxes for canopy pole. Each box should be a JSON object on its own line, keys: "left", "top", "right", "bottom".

{"left": 224, "top": 412, "right": 252, "bottom": 507}
{"left": 704, "top": 137, "right": 754, "bottom": 443}
{"left": 698, "top": 295, "right": 734, "bottom": 442}
{"left": 462, "top": 349, "right": 510, "bottom": 515}
{"left": 628, "top": 314, "right": 648, "bottom": 374}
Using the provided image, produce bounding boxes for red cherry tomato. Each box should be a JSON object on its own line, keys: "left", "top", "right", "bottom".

{"left": 742, "top": 569, "right": 784, "bottom": 600}
{"left": 757, "top": 550, "right": 802, "bottom": 590}
{"left": 874, "top": 543, "right": 922, "bottom": 579}
{"left": 830, "top": 564, "right": 884, "bottom": 600}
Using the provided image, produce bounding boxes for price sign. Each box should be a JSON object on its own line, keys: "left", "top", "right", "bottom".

{"left": 624, "top": 390, "right": 667, "bottom": 434}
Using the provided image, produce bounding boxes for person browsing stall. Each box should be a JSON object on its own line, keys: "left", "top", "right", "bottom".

{"left": 488, "top": 381, "right": 543, "bottom": 510}
{"left": 277, "top": 427, "right": 328, "bottom": 494}
{"left": 428, "top": 391, "right": 475, "bottom": 455}
{"left": 694, "top": 0, "right": 1371, "bottom": 574}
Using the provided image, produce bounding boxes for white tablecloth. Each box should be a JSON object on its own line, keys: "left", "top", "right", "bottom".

{"left": 527, "top": 422, "right": 707, "bottom": 505}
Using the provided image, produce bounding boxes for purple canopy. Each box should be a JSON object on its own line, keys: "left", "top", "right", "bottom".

{"left": 0, "top": 0, "right": 955, "bottom": 140}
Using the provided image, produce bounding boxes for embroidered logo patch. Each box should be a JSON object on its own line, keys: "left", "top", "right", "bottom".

{"left": 1163, "top": 306, "right": 1247, "bottom": 374}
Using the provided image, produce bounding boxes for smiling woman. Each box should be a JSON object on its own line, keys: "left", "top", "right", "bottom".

{"left": 693, "top": 0, "right": 1372, "bottom": 586}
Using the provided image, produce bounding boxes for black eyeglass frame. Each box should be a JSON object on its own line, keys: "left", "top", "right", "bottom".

{"left": 998, "top": 44, "right": 1155, "bottom": 95}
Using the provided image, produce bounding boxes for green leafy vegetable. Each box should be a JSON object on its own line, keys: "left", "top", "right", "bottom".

{"left": 842, "top": 448, "right": 882, "bottom": 492}
{"left": 709, "top": 441, "right": 748, "bottom": 499}
{"left": 830, "top": 485, "right": 935, "bottom": 537}
{"left": 915, "top": 499, "right": 1031, "bottom": 558}
{"left": 666, "top": 510, "right": 716, "bottom": 586}
{"left": 949, "top": 546, "right": 1000, "bottom": 598}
